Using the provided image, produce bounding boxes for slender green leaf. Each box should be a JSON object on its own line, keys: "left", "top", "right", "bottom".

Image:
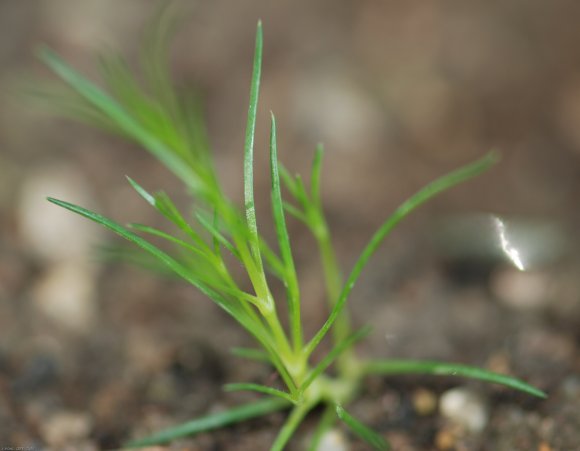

{"left": 270, "top": 112, "right": 302, "bottom": 351}
{"left": 224, "top": 383, "right": 296, "bottom": 403}
{"left": 46, "top": 198, "right": 268, "bottom": 341}
{"left": 300, "top": 326, "right": 371, "bottom": 394}
{"left": 96, "top": 245, "right": 175, "bottom": 276}
{"left": 336, "top": 405, "right": 389, "bottom": 450}
{"left": 50, "top": 202, "right": 295, "bottom": 392}
{"left": 271, "top": 402, "right": 317, "bottom": 451}
{"left": 127, "top": 176, "right": 205, "bottom": 246}
{"left": 258, "top": 237, "right": 287, "bottom": 280}
{"left": 306, "top": 151, "right": 500, "bottom": 357}
{"left": 230, "top": 347, "right": 271, "bottom": 363}
{"left": 279, "top": 164, "right": 299, "bottom": 198}
{"left": 293, "top": 174, "right": 310, "bottom": 208}
{"left": 128, "top": 222, "right": 228, "bottom": 290}
{"left": 140, "top": 3, "right": 182, "bottom": 122}
{"left": 243, "top": 20, "right": 264, "bottom": 268}
{"left": 126, "top": 176, "right": 156, "bottom": 205}
{"left": 195, "top": 211, "right": 241, "bottom": 260}
{"left": 47, "top": 198, "right": 209, "bottom": 294}
{"left": 125, "top": 398, "right": 290, "bottom": 447}
{"left": 211, "top": 208, "right": 221, "bottom": 255}
{"left": 38, "top": 48, "right": 203, "bottom": 192}
{"left": 155, "top": 191, "right": 203, "bottom": 242}
{"left": 283, "top": 201, "right": 309, "bottom": 224}
{"left": 25, "top": 81, "right": 121, "bottom": 133}
{"left": 128, "top": 223, "right": 205, "bottom": 257}
{"left": 363, "top": 359, "right": 546, "bottom": 398}
{"left": 99, "top": 51, "right": 193, "bottom": 166}
{"left": 310, "top": 144, "right": 324, "bottom": 204}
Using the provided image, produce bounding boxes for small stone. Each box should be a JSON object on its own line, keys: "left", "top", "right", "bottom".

{"left": 32, "top": 261, "right": 98, "bottom": 333}
{"left": 491, "top": 268, "right": 550, "bottom": 310}
{"left": 292, "top": 69, "right": 383, "bottom": 154}
{"left": 412, "top": 387, "right": 437, "bottom": 416}
{"left": 435, "top": 427, "right": 457, "bottom": 450}
{"left": 125, "top": 328, "right": 173, "bottom": 373}
{"left": 40, "top": 411, "right": 92, "bottom": 446}
{"left": 315, "top": 428, "right": 350, "bottom": 451}
{"left": 439, "top": 387, "right": 489, "bottom": 433}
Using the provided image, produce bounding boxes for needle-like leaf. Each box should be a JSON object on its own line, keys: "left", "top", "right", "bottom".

{"left": 230, "top": 347, "right": 271, "bottom": 363}
{"left": 363, "top": 359, "right": 546, "bottom": 398}
{"left": 310, "top": 144, "right": 324, "bottom": 204}
{"left": 243, "top": 21, "right": 264, "bottom": 267}
{"left": 299, "top": 326, "right": 371, "bottom": 394}
{"left": 125, "top": 397, "right": 290, "bottom": 447}
{"left": 270, "top": 112, "right": 302, "bottom": 351}
{"left": 38, "top": 48, "right": 203, "bottom": 192}
{"left": 195, "top": 211, "right": 242, "bottom": 260}
{"left": 306, "top": 152, "right": 500, "bottom": 357}
{"left": 224, "top": 383, "right": 296, "bottom": 403}
{"left": 46, "top": 198, "right": 272, "bottom": 347}
{"left": 336, "top": 405, "right": 389, "bottom": 450}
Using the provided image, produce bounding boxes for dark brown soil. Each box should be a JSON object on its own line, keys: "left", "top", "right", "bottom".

{"left": 1, "top": 1, "right": 579, "bottom": 450}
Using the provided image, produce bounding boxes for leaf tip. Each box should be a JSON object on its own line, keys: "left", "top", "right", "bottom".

{"left": 36, "top": 45, "right": 54, "bottom": 63}
{"left": 532, "top": 387, "right": 548, "bottom": 399}
{"left": 256, "top": 20, "right": 263, "bottom": 45}
{"left": 487, "top": 148, "right": 502, "bottom": 164}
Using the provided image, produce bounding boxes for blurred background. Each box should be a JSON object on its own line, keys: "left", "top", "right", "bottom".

{"left": 1, "top": 1, "right": 579, "bottom": 449}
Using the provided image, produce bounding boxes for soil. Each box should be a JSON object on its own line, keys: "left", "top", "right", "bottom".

{"left": 1, "top": 1, "right": 579, "bottom": 450}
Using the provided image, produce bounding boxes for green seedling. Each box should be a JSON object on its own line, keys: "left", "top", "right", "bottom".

{"left": 36, "top": 17, "right": 545, "bottom": 451}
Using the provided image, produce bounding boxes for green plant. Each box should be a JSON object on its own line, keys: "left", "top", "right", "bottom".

{"left": 37, "top": 18, "right": 545, "bottom": 451}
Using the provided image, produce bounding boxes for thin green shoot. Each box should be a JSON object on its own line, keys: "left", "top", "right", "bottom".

{"left": 37, "top": 14, "right": 546, "bottom": 450}
{"left": 336, "top": 405, "right": 390, "bottom": 450}
{"left": 305, "top": 151, "right": 500, "bottom": 358}
{"left": 125, "top": 397, "right": 290, "bottom": 448}
{"left": 299, "top": 326, "right": 371, "bottom": 396}
{"left": 224, "top": 383, "right": 296, "bottom": 404}
{"left": 230, "top": 347, "right": 270, "bottom": 363}
{"left": 243, "top": 20, "right": 266, "bottom": 278}
{"left": 270, "top": 112, "right": 302, "bottom": 352}
{"left": 363, "top": 359, "right": 547, "bottom": 398}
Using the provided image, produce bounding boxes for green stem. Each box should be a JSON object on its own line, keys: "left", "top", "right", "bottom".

{"left": 305, "top": 152, "right": 500, "bottom": 359}
{"left": 271, "top": 401, "right": 316, "bottom": 451}
{"left": 314, "top": 217, "right": 355, "bottom": 374}
{"left": 316, "top": 223, "right": 348, "bottom": 333}
{"left": 262, "top": 305, "right": 304, "bottom": 386}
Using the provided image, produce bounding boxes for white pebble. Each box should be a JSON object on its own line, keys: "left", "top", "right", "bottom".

{"left": 491, "top": 268, "right": 550, "bottom": 310}
{"left": 32, "top": 261, "right": 98, "bottom": 333}
{"left": 315, "top": 428, "right": 350, "bottom": 451}
{"left": 439, "top": 387, "right": 489, "bottom": 433}
{"left": 40, "top": 410, "right": 93, "bottom": 446}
